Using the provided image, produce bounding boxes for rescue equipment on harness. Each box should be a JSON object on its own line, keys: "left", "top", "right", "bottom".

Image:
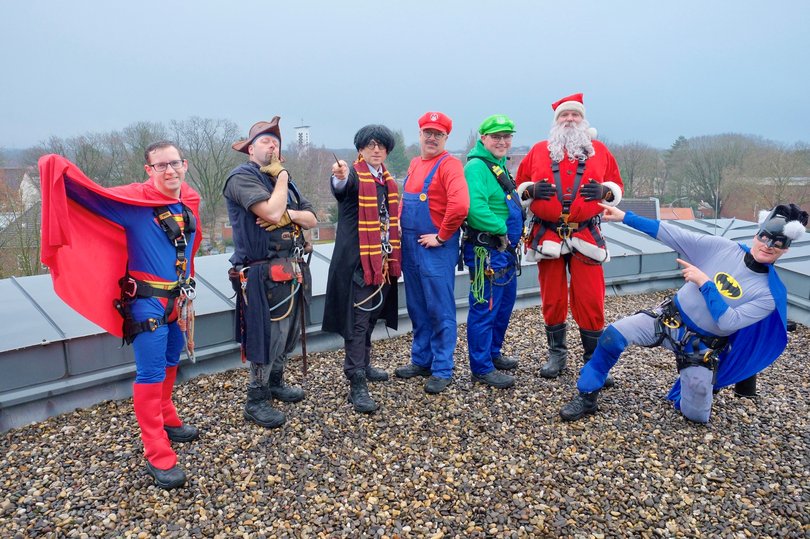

{"left": 464, "top": 157, "right": 523, "bottom": 308}
{"left": 113, "top": 205, "right": 197, "bottom": 362}
{"left": 528, "top": 159, "right": 607, "bottom": 263}
{"left": 639, "top": 297, "right": 729, "bottom": 381}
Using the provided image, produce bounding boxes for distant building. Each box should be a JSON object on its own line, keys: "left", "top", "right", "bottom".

{"left": 294, "top": 124, "right": 311, "bottom": 150}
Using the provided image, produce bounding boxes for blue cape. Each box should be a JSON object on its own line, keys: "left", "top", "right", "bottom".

{"left": 667, "top": 244, "right": 788, "bottom": 407}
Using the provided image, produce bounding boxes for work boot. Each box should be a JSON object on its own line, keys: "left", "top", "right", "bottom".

{"left": 424, "top": 376, "right": 451, "bottom": 394}
{"left": 540, "top": 323, "right": 567, "bottom": 378}
{"left": 560, "top": 391, "right": 599, "bottom": 422}
{"left": 734, "top": 375, "right": 758, "bottom": 398}
{"left": 145, "top": 462, "right": 187, "bottom": 490}
{"left": 268, "top": 369, "right": 305, "bottom": 403}
{"left": 492, "top": 354, "right": 519, "bottom": 371}
{"left": 244, "top": 387, "right": 286, "bottom": 429}
{"left": 164, "top": 424, "right": 200, "bottom": 443}
{"left": 394, "top": 363, "right": 432, "bottom": 379}
{"left": 580, "top": 328, "right": 614, "bottom": 388}
{"left": 365, "top": 366, "right": 389, "bottom": 382}
{"left": 348, "top": 371, "right": 378, "bottom": 414}
{"left": 472, "top": 370, "right": 515, "bottom": 389}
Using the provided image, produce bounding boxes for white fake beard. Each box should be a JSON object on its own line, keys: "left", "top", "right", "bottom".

{"left": 547, "top": 119, "right": 595, "bottom": 162}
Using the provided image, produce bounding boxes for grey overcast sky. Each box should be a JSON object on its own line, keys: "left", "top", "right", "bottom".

{"left": 2, "top": 0, "right": 808, "bottom": 151}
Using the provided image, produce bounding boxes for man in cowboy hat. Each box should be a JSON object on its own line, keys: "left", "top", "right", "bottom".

{"left": 560, "top": 203, "right": 807, "bottom": 423}
{"left": 393, "top": 111, "right": 469, "bottom": 394}
{"left": 224, "top": 117, "right": 318, "bottom": 428}
{"left": 462, "top": 114, "right": 524, "bottom": 389}
{"left": 516, "top": 93, "right": 623, "bottom": 384}
{"left": 324, "top": 125, "right": 401, "bottom": 414}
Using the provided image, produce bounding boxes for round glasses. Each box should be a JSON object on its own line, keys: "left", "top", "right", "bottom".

{"left": 148, "top": 160, "right": 185, "bottom": 172}
{"left": 363, "top": 141, "right": 387, "bottom": 151}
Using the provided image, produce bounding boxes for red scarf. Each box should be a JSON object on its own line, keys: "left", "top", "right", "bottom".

{"left": 354, "top": 157, "right": 401, "bottom": 285}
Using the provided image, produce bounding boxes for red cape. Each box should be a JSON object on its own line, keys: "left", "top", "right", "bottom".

{"left": 39, "top": 154, "right": 202, "bottom": 337}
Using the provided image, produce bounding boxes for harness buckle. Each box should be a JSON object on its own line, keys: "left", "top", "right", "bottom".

{"left": 662, "top": 316, "right": 681, "bottom": 329}
{"left": 122, "top": 277, "right": 138, "bottom": 299}
{"left": 180, "top": 277, "right": 197, "bottom": 300}
{"left": 147, "top": 318, "right": 160, "bottom": 332}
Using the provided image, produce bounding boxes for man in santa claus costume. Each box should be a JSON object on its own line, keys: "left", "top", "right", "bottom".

{"left": 516, "top": 93, "right": 623, "bottom": 382}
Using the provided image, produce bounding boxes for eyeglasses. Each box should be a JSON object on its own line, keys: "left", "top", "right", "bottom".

{"left": 487, "top": 133, "right": 514, "bottom": 142}
{"left": 421, "top": 130, "right": 447, "bottom": 140}
{"left": 363, "top": 141, "right": 387, "bottom": 151}
{"left": 147, "top": 160, "right": 185, "bottom": 172}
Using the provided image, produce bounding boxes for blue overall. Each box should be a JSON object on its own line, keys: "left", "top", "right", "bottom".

{"left": 401, "top": 156, "right": 460, "bottom": 379}
{"left": 464, "top": 191, "right": 523, "bottom": 375}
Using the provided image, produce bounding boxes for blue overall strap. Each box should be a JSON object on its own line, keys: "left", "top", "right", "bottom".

{"left": 417, "top": 154, "right": 450, "bottom": 194}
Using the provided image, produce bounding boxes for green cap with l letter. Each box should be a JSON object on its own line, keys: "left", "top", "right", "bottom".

{"left": 478, "top": 114, "right": 516, "bottom": 135}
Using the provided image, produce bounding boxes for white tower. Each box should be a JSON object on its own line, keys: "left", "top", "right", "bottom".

{"left": 294, "top": 122, "right": 311, "bottom": 150}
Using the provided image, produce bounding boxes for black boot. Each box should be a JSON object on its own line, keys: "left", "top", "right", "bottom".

{"left": 560, "top": 391, "right": 599, "bottom": 421}
{"left": 365, "top": 366, "right": 389, "bottom": 382}
{"left": 268, "top": 368, "right": 305, "bottom": 403}
{"left": 244, "top": 387, "right": 286, "bottom": 428}
{"left": 145, "top": 462, "right": 187, "bottom": 489}
{"left": 540, "top": 323, "right": 567, "bottom": 378}
{"left": 580, "top": 328, "right": 614, "bottom": 388}
{"left": 734, "top": 375, "right": 757, "bottom": 398}
{"left": 492, "top": 354, "right": 519, "bottom": 371}
{"left": 348, "top": 371, "right": 378, "bottom": 414}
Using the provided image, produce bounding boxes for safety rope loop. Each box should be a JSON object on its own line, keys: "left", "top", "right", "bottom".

{"left": 470, "top": 246, "right": 490, "bottom": 305}
{"left": 354, "top": 255, "right": 388, "bottom": 312}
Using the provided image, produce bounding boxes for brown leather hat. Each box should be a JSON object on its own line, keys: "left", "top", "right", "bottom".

{"left": 232, "top": 116, "right": 282, "bottom": 154}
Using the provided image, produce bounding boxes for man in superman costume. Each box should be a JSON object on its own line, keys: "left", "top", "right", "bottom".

{"left": 40, "top": 141, "right": 202, "bottom": 489}
{"left": 559, "top": 202, "right": 807, "bottom": 424}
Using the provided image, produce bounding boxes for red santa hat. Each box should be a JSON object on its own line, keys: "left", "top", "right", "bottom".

{"left": 552, "top": 92, "right": 597, "bottom": 139}
{"left": 552, "top": 93, "right": 586, "bottom": 121}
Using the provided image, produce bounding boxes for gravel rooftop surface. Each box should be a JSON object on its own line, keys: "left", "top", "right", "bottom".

{"left": 1, "top": 291, "right": 808, "bottom": 538}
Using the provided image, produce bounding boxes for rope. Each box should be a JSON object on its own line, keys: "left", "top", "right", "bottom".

{"left": 470, "top": 246, "right": 489, "bottom": 305}
{"left": 354, "top": 255, "right": 389, "bottom": 312}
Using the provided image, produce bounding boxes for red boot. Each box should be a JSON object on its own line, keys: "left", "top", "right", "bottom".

{"left": 133, "top": 382, "right": 186, "bottom": 489}
{"left": 162, "top": 366, "right": 199, "bottom": 442}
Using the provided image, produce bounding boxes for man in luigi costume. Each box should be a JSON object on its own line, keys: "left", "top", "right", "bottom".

{"left": 462, "top": 115, "right": 524, "bottom": 389}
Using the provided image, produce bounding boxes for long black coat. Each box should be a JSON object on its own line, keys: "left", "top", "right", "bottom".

{"left": 322, "top": 168, "right": 399, "bottom": 339}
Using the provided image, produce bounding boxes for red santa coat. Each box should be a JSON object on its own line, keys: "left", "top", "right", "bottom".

{"left": 516, "top": 140, "right": 622, "bottom": 262}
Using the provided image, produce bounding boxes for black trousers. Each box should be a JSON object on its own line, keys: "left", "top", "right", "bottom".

{"left": 344, "top": 283, "right": 390, "bottom": 379}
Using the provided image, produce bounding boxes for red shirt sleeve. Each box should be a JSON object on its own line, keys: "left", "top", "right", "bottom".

{"left": 430, "top": 156, "right": 469, "bottom": 239}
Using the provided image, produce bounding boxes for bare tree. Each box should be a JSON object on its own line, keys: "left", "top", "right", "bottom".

{"left": 612, "top": 141, "right": 661, "bottom": 198}
{"left": 667, "top": 134, "right": 755, "bottom": 215}
{"left": 170, "top": 117, "right": 242, "bottom": 247}
{"left": 283, "top": 146, "right": 339, "bottom": 222}
{"left": 0, "top": 179, "right": 42, "bottom": 278}
{"left": 739, "top": 142, "right": 810, "bottom": 210}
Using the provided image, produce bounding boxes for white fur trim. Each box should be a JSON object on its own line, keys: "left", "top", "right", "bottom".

{"left": 783, "top": 220, "right": 806, "bottom": 240}
{"left": 537, "top": 240, "right": 562, "bottom": 259}
{"left": 758, "top": 210, "right": 771, "bottom": 224}
{"left": 516, "top": 182, "right": 534, "bottom": 209}
{"left": 525, "top": 248, "right": 538, "bottom": 262}
{"left": 602, "top": 181, "right": 623, "bottom": 207}
{"left": 553, "top": 101, "right": 586, "bottom": 121}
{"left": 587, "top": 127, "right": 598, "bottom": 140}
{"left": 568, "top": 237, "right": 610, "bottom": 263}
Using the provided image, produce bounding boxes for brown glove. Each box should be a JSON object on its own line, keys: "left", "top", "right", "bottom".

{"left": 260, "top": 155, "right": 286, "bottom": 178}
{"left": 257, "top": 211, "right": 293, "bottom": 232}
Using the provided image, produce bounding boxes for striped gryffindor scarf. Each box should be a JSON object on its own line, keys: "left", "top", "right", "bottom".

{"left": 354, "top": 156, "right": 401, "bottom": 285}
